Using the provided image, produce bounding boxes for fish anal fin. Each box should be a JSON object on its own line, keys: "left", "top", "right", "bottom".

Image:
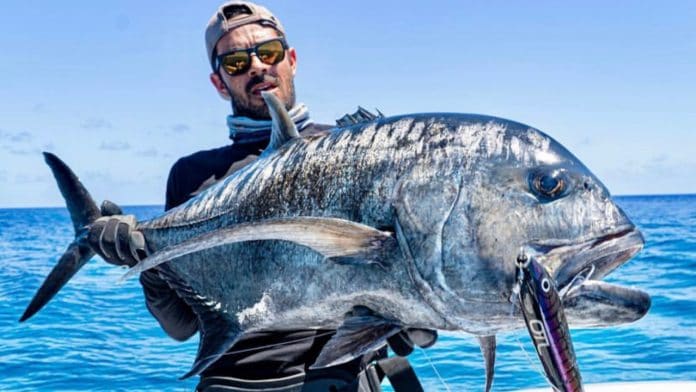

{"left": 311, "top": 306, "right": 402, "bottom": 369}
{"left": 477, "top": 335, "right": 496, "bottom": 392}
{"left": 149, "top": 265, "right": 243, "bottom": 379}
{"left": 180, "top": 305, "right": 242, "bottom": 379}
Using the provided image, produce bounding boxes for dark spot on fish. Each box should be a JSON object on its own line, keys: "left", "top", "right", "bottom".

{"left": 368, "top": 125, "right": 379, "bottom": 147}
{"left": 430, "top": 137, "right": 449, "bottom": 150}
{"left": 316, "top": 137, "right": 329, "bottom": 151}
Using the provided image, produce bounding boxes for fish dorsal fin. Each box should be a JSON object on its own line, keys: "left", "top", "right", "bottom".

{"left": 477, "top": 335, "right": 497, "bottom": 392}
{"left": 262, "top": 91, "right": 299, "bottom": 152}
{"left": 122, "top": 216, "right": 396, "bottom": 281}
{"left": 335, "top": 106, "right": 385, "bottom": 127}
{"left": 311, "top": 306, "right": 402, "bottom": 369}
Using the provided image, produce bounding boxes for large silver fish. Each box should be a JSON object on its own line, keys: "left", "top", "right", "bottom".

{"left": 21, "top": 93, "right": 650, "bottom": 387}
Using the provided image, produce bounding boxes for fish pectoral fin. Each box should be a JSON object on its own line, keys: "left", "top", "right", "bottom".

{"left": 151, "top": 266, "right": 243, "bottom": 379}
{"left": 477, "top": 335, "right": 496, "bottom": 392}
{"left": 310, "top": 306, "right": 402, "bottom": 369}
{"left": 122, "top": 217, "right": 395, "bottom": 281}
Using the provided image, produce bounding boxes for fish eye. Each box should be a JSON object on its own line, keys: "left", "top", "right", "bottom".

{"left": 541, "top": 278, "right": 551, "bottom": 293}
{"left": 529, "top": 169, "right": 570, "bottom": 202}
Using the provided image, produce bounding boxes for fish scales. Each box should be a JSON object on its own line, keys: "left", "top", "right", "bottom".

{"left": 133, "top": 113, "right": 636, "bottom": 335}
{"left": 138, "top": 115, "right": 479, "bottom": 330}
{"left": 143, "top": 115, "right": 513, "bottom": 232}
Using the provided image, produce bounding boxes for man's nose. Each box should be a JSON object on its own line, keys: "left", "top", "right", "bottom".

{"left": 248, "top": 54, "right": 269, "bottom": 76}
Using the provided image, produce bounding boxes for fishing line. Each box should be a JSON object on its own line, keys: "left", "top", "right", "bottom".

{"left": 559, "top": 264, "right": 596, "bottom": 298}
{"left": 509, "top": 297, "right": 548, "bottom": 383}
{"left": 512, "top": 333, "right": 548, "bottom": 385}
{"left": 417, "top": 346, "right": 452, "bottom": 392}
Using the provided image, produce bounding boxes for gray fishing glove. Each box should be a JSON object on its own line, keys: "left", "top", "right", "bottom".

{"left": 387, "top": 328, "right": 438, "bottom": 356}
{"left": 87, "top": 201, "right": 148, "bottom": 267}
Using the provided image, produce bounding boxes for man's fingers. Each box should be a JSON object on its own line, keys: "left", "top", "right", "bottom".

{"left": 387, "top": 330, "right": 414, "bottom": 356}
{"left": 87, "top": 215, "right": 143, "bottom": 267}
{"left": 387, "top": 329, "right": 439, "bottom": 357}
{"left": 114, "top": 221, "right": 130, "bottom": 260}
{"left": 100, "top": 200, "right": 123, "bottom": 216}
{"left": 88, "top": 219, "right": 108, "bottom": 257}
{"left": 129, "top": 231, "right": 148, "bottom": 264}
{"left": 115, "top": 222, "right": 140, "bottom": 267}
{"left": 406, "top": 328, "right": 438, "bottom": 349}
{"left": 99, "top": 218, "right": 121, "bottom": 265}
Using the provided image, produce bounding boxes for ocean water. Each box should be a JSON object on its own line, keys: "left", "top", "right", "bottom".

{"left": 1, "top": 195, "right": 694, "bottom": 391}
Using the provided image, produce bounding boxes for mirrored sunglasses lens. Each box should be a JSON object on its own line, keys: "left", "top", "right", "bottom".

{"left": 256, "top": 40, "right": 285, "bottom": 65}
{"left": 221, "top": 52, "right": 250, "bottom": 75}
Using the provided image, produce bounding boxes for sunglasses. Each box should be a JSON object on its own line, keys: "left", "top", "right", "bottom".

{"left": 216, "top": 38, "right": 288, "bottom": 76}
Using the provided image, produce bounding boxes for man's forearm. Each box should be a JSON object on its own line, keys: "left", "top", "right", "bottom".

{"left": 140, "top": 269, "right": 199, "bottom": 341}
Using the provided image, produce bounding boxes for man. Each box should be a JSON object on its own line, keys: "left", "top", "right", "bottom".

{"left": 89, "top": 2, "right": 434, "bottom": 391}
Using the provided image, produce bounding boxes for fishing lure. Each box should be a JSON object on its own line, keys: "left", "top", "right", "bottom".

{"left": 513, "top": 249, "right": 584, "bottom": 392}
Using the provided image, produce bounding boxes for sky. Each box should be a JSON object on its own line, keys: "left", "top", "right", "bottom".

{"left": 0, "top": 1, "right": 694, "bottom": 208}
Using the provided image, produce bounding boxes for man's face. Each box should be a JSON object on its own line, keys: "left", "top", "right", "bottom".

{"left": 210, "top": 24, "right": 297, "bottom": 119}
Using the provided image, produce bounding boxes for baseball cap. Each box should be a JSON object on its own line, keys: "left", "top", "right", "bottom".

{"left": 206, "top": 1, "right": 286, "bottom": 70}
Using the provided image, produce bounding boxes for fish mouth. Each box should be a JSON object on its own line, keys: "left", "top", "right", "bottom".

{"left": 529, "top": 225, "right": 644, "bottom": 289}
{"left": 562, "top": 280, "right": 651, "bottom": 327}
{"left": 527, "top": 226, "right": 650, "bottom": 326}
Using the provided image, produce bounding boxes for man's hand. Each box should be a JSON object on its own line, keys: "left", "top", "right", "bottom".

{"left": 87, "top": 202, "right": 148, "bottom": 267}
{"left": 387, "top": 328, "right": 438, "bottom": 356}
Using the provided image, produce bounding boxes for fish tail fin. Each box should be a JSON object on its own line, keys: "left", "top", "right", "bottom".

{"left": 19, "top": 152, "right": 102, "bottom": 322}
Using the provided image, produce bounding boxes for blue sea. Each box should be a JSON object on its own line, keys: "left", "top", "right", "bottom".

{"left": 1, "top": 195, "right": 695, "bottom": 391}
